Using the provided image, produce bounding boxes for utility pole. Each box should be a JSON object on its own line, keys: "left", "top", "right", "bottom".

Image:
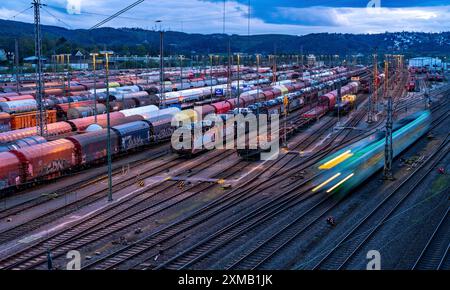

{"left": 222, "top": 0, "right": 226, "bottom": 34}
{"left": 383, "top": 94, "right": 394, "bottom": 180}
{"left": 236, "top": 53, "right": 241, "bottom": 107}
{"left": 256, "top": 53, "right": 260, "bottom": 101}
{"left": 383, "top": 55, "right": 393, "bottom": 180}
{"left": 337, "top": 82, "right": 342, "bottom": 125}
{"left": 179, "top": 55, "right": 184, "bottom": 90}
{"left": 156, "top": 20, "right": 165, "bottom": 107}
{"left": 100, "top": 50, "right": 114, "bottom": 202}
{"left": 300, "top": 46, "right": 304, "bottom": 76}
{"left": 209, "top": 54, "right": 214, "bottom": 103}
{"left": 65, "top": 54, "right": 72, "bottom": 107}
{"left": 227, "top": 39, "right": 231, "bottom": 99}
{"left": 368, "top": 51, "right": 378, "bottom": 123}
{"left": 384, "top": 58, "right": 389, "bottom": 98}
{"left": 14, "top": 39, "right": 20, "bottom": 93}
{"left": 90, "top": 53, "right": 99, "bottom": 123}
{"left": 33, "top": 0, "right": 47, "bottom": 137}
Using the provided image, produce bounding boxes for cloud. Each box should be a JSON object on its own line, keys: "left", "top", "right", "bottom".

{"left": 0, "top": 0, "right": 448, "bottom": 35}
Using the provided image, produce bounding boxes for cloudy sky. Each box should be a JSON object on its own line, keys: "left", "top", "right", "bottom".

{"left": 0, "top": 0, "right": 449, "bottom": 35}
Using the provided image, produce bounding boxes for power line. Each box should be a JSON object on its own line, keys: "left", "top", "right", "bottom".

{"left": 89, "top": 0, "right": 145, "bottom": 30}
{"left": 44, "top": 3, "right": 245, "bottom": 26}
{"left": 42, "top": 6, "right": 73, "bottom": 29}
{"left": 7, "top": 5, "right": 33, "bottom": 21}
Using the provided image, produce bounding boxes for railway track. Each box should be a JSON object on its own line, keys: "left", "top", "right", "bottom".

{"left": 80, "top": 149, "right": 335, "bottom": 270}
{"left": 302, "top": 135, "right": 449, "bottom": 270}
{"left": 0, "top": 148, "right": 235, "bottom": 246}
{"left": 412, "top": 207, "right": 449, "bottom": 270}
{"left": 2, "top": 75, "right": 446, "bottom": 270}
{"left": 0, "top": 145, "right": 172, "bottom": 219}
{"left": 0, "top": 151, "right": 248, "bottom": 269}
{"left": 218, "top": 103, "right": 449, "bottom": 270}
{"left": 96, "top": 179, "right": 320, "bottom": 270}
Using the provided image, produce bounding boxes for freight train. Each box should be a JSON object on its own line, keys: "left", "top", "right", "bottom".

{"left": 174, "top": 75, "right": 362, "bottom": 157}
{"left": 0, "top": 107, "right": 188, "bottom": 191}
{"left": 236, "top": 81, "right": 360, "bottom": 160}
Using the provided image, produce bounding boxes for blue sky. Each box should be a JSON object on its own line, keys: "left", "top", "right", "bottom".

{"left": 0, "top": 0, "right": 449, "bottom": 34}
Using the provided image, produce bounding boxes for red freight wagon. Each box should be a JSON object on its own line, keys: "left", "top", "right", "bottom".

{"left": 47, "top": 122, "right": 74, "bottom": 137}
{"left": 69, "top": 91, "right": 90, "bottom": 96}
{"left": 284, "top": 85, "right": 295, "bottom": 93}
{"left": 0, "top": 112, "right": 11, "bottom": 132}
{"left": 5, "top": 95, "right": 35, "bottom": 101}
{"left": 67, "top": 85, "right": 86, "bottom": 92}
{"left": 302, "top": 105, "right": 328, "bottom": 119}
{"left": 10, "top": 110, "right": 57, "bottom": 130}
{"left": 271, "top": 88, "right": 283, "bottom": 98}
{"left": 225, "top": 98, "right": 241, "bottom": 110}
{"left": 44, "top": 88, "right": 64, "bottom": 96}
{"left": 320, "top": 92, "right": 337, "bottom": 109}
{"left": 66, "top": 130, "right": 120, "bottom": 165}
{"left": 19, "top": 90, "right": 36, "bottom": 96}
{"left": 93, "top": 115, "right": 144, "bottom": 129}
{"left": 0, "top": 92, "right": 19, "bottom": 98}
{"left": 55, "top": 101, "right": 95, "bottom": 119}
{"left": 66, "top": 111, "right": 125, "bottom": 132}
{"left": 0, "top": 127, "right": 37, "bottom": 144}
{"left": 12, "top": 139, "right": 76, "bottom": 180}
{"left": 212, "top": 101, "right": 233, "bottom": 114}
{"left": 240, "top": 94, "right": 256, "bottom": 107}
{"left": 0, "top": 152, "right": 22, "bottom": 189}
{"left": 194, "top": 104, "right": 216, "bottom": 117}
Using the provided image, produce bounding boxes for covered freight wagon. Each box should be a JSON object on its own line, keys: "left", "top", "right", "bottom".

{"left": 67, "top": 104, "right": 107, "bottom": 119}
{"left": 112, "top": 121, "right": 152, "bottom": 151}
{"left": 5, "top": 95, "right": 35, "bottom": 101}
{"left": 212, "top": 101, "right": 233, "bottom": 114}
{"left": 0, "top": 99, "right": 37, "bottom": 114}
{"left": 120, "top": 105, "right": 159, "bottom": 118}
{"left": 66, "top": 111, "right": 125, "bottom": 132}
{"left": 66, "top": 130, "right": 120, "bottom": 165}
{"left": 0, "top": 136, "right": 47, "bottom": 153}
{"left": 0, "top": 152, "right": 22, "bottom": 189}
{"left": 12, "top": 139, "right": 76, "bottom": 180}
{"left": 0, "top": 112, "right": 11, "bottom": 132}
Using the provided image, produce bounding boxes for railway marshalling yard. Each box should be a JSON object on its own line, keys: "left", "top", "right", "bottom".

{"left": 0, "top": 70, "right": 448, "bottom": 270}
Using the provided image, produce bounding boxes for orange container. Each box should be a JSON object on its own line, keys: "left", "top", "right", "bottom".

{"left": 10, "top": 110, "right": 57, "bottom": 130}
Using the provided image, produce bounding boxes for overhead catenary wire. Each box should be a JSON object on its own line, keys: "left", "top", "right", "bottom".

{"left": 7, "top": 5, "right": 33, "bottom": 21}
{"left": 89, "top": 0, "right": 145, "bottom": 30}
{"left": 42, "top": 6, "right": 73, "bottom": 29}
{"left": 43, "top": 3, "right": 247, "bottom": 28}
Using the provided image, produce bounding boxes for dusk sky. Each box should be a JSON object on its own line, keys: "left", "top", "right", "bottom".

{"left": 1, "top": 0, "right": 449, "bottom": 35}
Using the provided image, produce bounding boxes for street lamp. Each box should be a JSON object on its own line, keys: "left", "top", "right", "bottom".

{"left": 90, "top": 53, "right": 99, "bottom": 123}
{"left": 100, "top": 50, "right": 114, "bottom": 202}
